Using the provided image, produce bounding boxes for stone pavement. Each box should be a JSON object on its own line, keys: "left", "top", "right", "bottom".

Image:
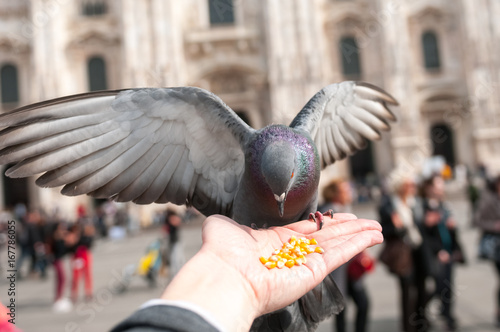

{"left": 2, "top": 197, "right": 499, "bottom": 332}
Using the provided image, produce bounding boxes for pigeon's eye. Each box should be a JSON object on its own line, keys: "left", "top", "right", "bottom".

{"left": 291, "top": 171, "right": 294, "bottom": 179}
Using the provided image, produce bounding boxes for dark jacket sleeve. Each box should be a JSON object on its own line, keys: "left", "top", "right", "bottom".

{"left": 378, "top": 196, "right": 405, "bottom": 239}
{"left": 110, "top": 305, "right": 222, "bottom": 332}
{"left": 421, "top": 225, "right": 442, "bottom": 255}
{"left": 420, "top": 202, "right": 455, "bottom": 255}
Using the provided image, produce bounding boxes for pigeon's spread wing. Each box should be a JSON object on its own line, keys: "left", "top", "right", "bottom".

{"left": 0, "top": 87, "right": 254, "bottom": 216}
{"left": 290, "top": 81, "right": 398, "bottom": 168}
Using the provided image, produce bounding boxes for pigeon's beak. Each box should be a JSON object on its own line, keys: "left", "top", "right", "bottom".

{"left": 274, "top": 193, "right": 286, "bottom": 217}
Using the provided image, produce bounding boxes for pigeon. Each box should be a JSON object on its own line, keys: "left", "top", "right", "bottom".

{"left": 0, "top": 81, "right": 397, "bottom": 331}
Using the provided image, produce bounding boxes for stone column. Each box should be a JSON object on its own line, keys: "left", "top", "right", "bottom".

{"left": 461, "top": 0, "right": 500, "bottom": 174}
{"left": 264, "top": 0, "right": 325, "bottom": 124}
{"left": 379, "top": 1, "right": 426, "bottom": 177}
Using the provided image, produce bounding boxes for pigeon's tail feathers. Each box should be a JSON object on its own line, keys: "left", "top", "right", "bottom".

{"left": 250, "top": 273, "right": 344, "bottom": 332}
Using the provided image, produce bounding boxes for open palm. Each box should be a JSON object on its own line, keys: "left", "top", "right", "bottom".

{"left": 200, "top": 213, "right": 383, "bottom": 316}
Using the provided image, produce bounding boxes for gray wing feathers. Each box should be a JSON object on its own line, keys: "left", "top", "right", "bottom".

{"left": 290, "top": 81, "right": 398, "bottom": 168}
{"left": 0, "top": 87, "right": 253, "bottom": 216}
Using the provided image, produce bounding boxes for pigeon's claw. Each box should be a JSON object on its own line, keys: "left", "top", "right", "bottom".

{"left": 250, "top": 223, "right": 269, "bottom": 230}
{"left": 308, "top": 210, "right": 335, "bottom": 231}
{"left": 309, "top": 211, "right": 324, "bottom": 231}
{"left": 323, "top": 209, "right": 334, "bottom": 219}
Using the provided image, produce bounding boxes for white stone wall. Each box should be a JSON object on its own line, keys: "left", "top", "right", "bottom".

{"left": 0, "top": 0, "right": 499, "bottom": 219}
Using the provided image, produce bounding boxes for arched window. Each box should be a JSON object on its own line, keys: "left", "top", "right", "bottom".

{"left": 81, "top": 0, "right": 107, "bottom": 16}
{"left": 431, "top": 123, "right": 455, "bottom": 166}
{"left": 339, "top": 37, "right": 361, "bottom": 78}
{"left": 422, "top": 31, "right": 440, "bottom": 70}
{"left": 87, "top": 56, "right": 107, "bottom": 91}
{"left": 1, "top": 64, "right": 19, "bottom": 106}
{"left": 349, "top": 141, "right": 375, "bottom": 181}
{"left": 208, "top": 0, "right": 234, "bottom": 25}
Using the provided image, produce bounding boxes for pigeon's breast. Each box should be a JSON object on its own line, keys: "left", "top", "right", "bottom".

{"left": 234, "top": 126, "right": 320, "bottom": 226}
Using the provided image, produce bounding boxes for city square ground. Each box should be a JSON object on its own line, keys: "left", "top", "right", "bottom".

{"left": 2, "top": 196, "right": 500, "bottom": 332}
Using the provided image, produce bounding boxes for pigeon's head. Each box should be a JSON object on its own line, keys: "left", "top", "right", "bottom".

{"left": 260, "top": 141, "right": 297, "bottom": 217}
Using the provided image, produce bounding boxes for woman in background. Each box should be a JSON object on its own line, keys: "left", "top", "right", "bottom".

{"left": 378, "top": 174, "right": 427, "bottom": 332}
{"left": 49, "top": 220, "right": 73, "bottom": 312}
{"left": 420, "top": 174, "right": 464, "bottom": 332}
{"left": 68, "top": 210, "right": 95, "bottom": 303}
{"left": 321, "top": 178, "right": 370, "bottom": 332}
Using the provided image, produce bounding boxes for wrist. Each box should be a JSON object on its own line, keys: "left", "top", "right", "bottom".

{"left": 161, "top": 249, "right": 259, "bottom": 332}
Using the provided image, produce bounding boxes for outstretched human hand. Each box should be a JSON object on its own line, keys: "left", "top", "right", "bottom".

{"left": 162, "top": 213, "right": 383, "bottom": 332}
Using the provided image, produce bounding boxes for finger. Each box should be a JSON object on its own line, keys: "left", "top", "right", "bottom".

{"left": 313, "top": 218, "right": 382, "bottom": 243}
{"left": 202, "top": 214, "right": 239, "bottom": 231}
{"left": 202, "top": 214, "right": 248, "bottom": 242}
{"left": 331, "top": 213, "right": 358, "bottom": 221}
{"left": 323, "top": 230, "right": 384, "bottom": 271}
{"left": 301, "top": 229, "right": 382, "bottom": 283}
{"left": 284, "top": 213, "right": 359, "bottom": 234}
{"left": 322, "top": 230, "right": 383, "bottom": 272}
{"left": 283, "top": 219, "right": 319, "bottom": 234}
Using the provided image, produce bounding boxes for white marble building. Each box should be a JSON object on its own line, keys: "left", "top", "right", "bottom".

{"left": 0, "top": 0, "right": 499, "bottom": 220}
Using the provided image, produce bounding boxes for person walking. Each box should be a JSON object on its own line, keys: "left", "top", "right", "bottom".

{"left": 420, "top": 174, "right": 464, "bottom": 332}
{"left": 28, "top": 209, "right": 49, "bottom": 279}
{"left": 49, "top": 221, "right": 73, "bottom": 312}
{"left": 68, "top": 213, "right": 95, "bottom": 303}
{"left": 378, "top": 174, "right": 428, "bottom": 332}
{"left": 321, "top": 179, "right": 371, "bottom": 332}
{"left": 163, "top": 208, "right": 184, "bottom": 279}
{"left": 474, "top": 175, "right": 500, "bottom": 327}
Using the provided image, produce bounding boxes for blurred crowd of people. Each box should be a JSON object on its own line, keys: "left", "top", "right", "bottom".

{"left": 377, "top": 173, "right": 465, "bottom": 332}
{"left": 0, "top": 199, "right": 196, "bottom": 314}
{"left": 319, "top": 163, "right": 500, "bottom": 332}
{"left": 2, "top": 204, "right": 98, "bottom": 311}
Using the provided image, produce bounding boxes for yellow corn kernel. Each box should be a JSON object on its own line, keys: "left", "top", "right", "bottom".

{"left": 265, "top": 261, "right": 277, "bottom": 269}
{"left": 261, "top": 236, "right": 322, "bottom": 269}
{"left": 314, "top": 246, "right": 325, "bottom": 254}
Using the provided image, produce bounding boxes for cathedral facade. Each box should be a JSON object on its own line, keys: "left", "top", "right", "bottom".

{"left": 0, "top": 0, "right": 499, "bottom": 220}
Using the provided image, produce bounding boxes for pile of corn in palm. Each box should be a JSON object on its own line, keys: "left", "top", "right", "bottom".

{"left": 260, "top": 235, "right": 324, "bottom": 269}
